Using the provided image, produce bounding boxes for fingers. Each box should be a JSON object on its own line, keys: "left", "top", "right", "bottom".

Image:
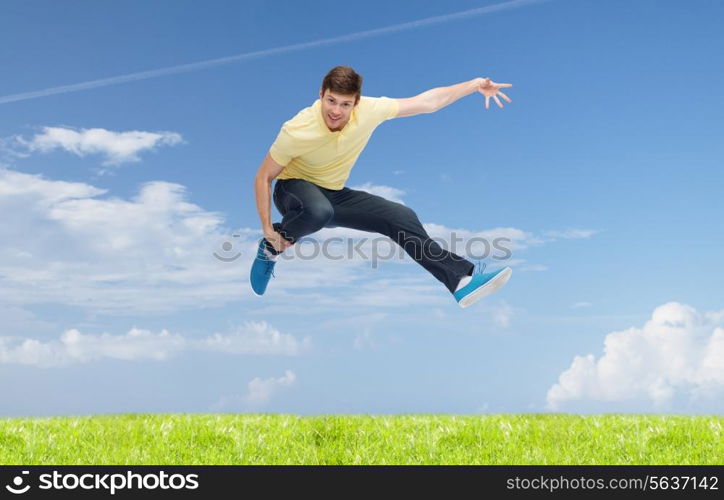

{"left": 484, "top": 89, "right": 513, "bottom": 109}
{"left": 486, "top": 80, "right": 513, "bottom": 89}
{"left": 498, "top": 90, "right": 512, "bottom": 103}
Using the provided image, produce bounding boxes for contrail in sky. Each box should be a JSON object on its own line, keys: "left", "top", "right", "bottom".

{"left": 0, "top": 0, "right": 547, "bottom": 105}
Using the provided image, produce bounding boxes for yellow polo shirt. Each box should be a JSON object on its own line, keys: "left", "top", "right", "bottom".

{"left": 269, "top": 96, "right": 399, "bottom": 190}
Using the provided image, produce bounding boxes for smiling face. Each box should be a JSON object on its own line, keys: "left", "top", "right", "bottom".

{"left": 319, "top": 89, "right": 358, "bottom": 132}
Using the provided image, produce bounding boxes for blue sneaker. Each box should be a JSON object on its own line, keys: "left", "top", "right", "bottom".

{"left": 453, "top": 262, "right": 512, "bottom": 308}
{"left": 250, "top": 239, "right": 277, "bottom": 296}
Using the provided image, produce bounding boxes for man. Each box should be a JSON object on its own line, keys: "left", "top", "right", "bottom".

{"left": 251, "top": 66, "right": 513, "bottom": 308}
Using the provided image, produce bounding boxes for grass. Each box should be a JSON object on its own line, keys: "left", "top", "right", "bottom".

{"left": 0, "top": 414, "right": 721, "bottom": 465}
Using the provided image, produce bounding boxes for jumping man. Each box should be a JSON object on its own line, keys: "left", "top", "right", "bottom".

{"left": 251, "top": 66, "right": 513, "bottom": 308}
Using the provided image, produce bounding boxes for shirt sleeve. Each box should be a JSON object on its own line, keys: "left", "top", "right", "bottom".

{"left": 373, "top": 96, "right": 399, "bottom": 122}
{"left": 268, "top": 125, "right": 294, "bottom": 166}
{"left": 380, "top": 97, "right": 400, "bottom": 120}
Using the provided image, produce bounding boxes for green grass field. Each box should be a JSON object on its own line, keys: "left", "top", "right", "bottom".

{"left": 0, "top": 414, "right": 721, "bottom": 465}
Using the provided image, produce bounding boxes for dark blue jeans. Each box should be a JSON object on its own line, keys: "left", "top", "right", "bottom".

{"left": 267, "top": 178, "right": 474, "bottom": 294}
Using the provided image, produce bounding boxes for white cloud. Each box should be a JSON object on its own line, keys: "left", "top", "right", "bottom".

{"left": 210, "top": 369, "right": 297, "bottom": 410}
{"left": 422, "top": 222, "right": 535, "bottom": 257}
{"left": 0, "top": 328, "right": 185, "bottom": 367}
{"left": 0, "top": 164, "right": 106, "bottom": 202}
{"left": 0, "top": 321, "right": 307, "bottom": 368}
{"left": 0, "top": 166, "right": 240, "bottom": 313}
{"left": 245, "top": 370, "right": 296, "bottom": 406}
{"left": 543, "top": 229, "right": 600, "bottom": 240}
{"left": 348, "top": 182, "right": 406, "bottom": 204}
{"left": 11, "top": 126, "right": 183, "bottom": 166}
{"left": 201, "top": 321, "right": 309, "bottom": 356}
{"left": 572, "top": 302, "right": 592, "bottom": 309}
{"left": 546, "top": 302, "right": 724, "bottom": 412}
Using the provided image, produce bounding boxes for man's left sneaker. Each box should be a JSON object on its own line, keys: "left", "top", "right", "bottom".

{"left": 453, "top": 265, "right": 512, "bottom": 308}
{"left": 249, "top": 239, "right": 277, "bottom": 296}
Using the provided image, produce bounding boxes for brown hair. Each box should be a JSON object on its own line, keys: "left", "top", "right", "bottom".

{"left": 320, "top": 66, "right": 363, "bottom": 104}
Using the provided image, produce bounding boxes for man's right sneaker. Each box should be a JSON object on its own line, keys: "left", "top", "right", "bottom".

{"left": 250, "top": 239, "right": 277, "bottom": 296}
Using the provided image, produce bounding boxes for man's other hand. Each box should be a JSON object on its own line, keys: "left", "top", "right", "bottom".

{"left": 477, "top": 77, "right": 513, "bottom": 109}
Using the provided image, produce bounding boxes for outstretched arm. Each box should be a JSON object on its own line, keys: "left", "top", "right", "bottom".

{"left": 394, "top": 77, "right": 512, "bottom": 118}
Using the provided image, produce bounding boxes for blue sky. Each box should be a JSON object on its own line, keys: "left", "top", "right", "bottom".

{"left": 1, "top": 0, "right": 723, "bottom": 416}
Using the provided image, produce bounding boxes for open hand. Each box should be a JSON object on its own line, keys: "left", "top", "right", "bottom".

{"left": 477, "top": 77, "right": 513, "bottom": 109}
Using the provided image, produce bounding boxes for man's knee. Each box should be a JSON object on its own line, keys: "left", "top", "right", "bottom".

{"left": 388, "top": 204, "right": 423, "bottom": 232}
{"left": 305, "top": 202, "right": 334, "bottom": 228}
{"left": 397, "top": 204, "right": 418, "bottom": 221}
